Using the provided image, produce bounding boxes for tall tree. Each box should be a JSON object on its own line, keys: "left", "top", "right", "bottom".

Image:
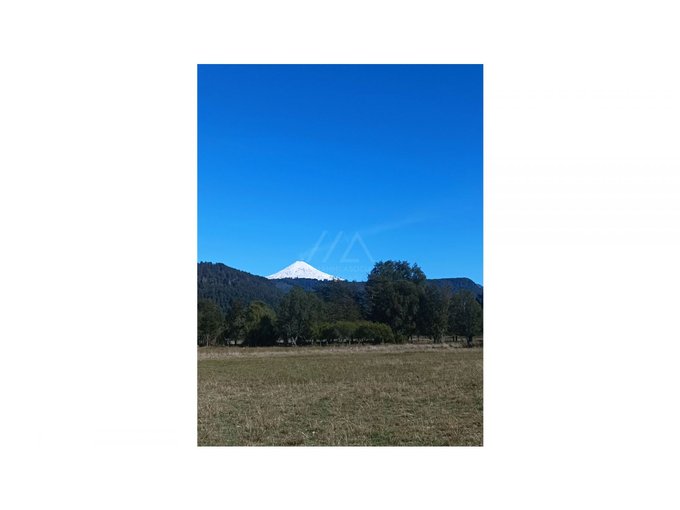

{"left": 416, "top": 284, "right": 449, "bottom": 343}
{"left": 448, "top": 290, "right": 483, "bottom": 347}
{"left": 222, "top": 298, "right": 247, "bottom": 345}
{"left": 243, "top": 301, "right": 277, "bottom": 346}
{"left": 197, "top": 299, "right": 223, "bottom": 346}
{"left": 366, "top": 261, "right": 426, "bottom": 341}
{"left": 276, "top": 287, "right": 322, "bottom": 345}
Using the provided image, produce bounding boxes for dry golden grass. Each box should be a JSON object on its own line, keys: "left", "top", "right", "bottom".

{"left": 198, "top": 343, "right": 482, "bottom": 446}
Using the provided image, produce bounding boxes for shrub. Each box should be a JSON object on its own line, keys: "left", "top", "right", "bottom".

{"left": 353, "top": 321, "right": 394, "bottom": 344}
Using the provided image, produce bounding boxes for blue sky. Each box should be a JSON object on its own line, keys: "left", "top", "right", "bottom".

{"left": 198, "top": 65, "right": 482, "bottom": 283}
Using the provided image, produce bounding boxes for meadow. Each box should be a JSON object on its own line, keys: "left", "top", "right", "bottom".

{"left": 198, "top": 343, "right": 482, "bottom": 446}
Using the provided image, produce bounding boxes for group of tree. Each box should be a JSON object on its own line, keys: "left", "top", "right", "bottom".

{"left": 197, "top": 260, "right": 483, "bottom": 347}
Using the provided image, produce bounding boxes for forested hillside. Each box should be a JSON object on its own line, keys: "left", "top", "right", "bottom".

{"left": 198, "top": 262, "right": 482, "bottom": 313}
{"left": 197, "top": 262, "right": 284, "bottom": 310}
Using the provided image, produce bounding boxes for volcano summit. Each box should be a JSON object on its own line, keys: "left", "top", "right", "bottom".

{"left": 266, "top": 261, "right": 342, "bottom": 281}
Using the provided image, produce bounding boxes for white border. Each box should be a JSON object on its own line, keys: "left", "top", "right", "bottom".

{"left": 2, "top": 1, "right": 679, "bottom": 509}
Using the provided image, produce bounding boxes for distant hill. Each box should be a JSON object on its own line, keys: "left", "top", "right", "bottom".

{"left": 198, "top": 262, "right": 482, "bottom": 312}
{"left": 198, "top": 262, "right": 285, "bottom": 311}
{"left": 427, "top": 278, "right": 483, "bottom": 301}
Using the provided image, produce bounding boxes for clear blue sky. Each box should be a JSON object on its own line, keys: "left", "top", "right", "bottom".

{"left": 198, "top": 65, "right": 482, "bottom": 284}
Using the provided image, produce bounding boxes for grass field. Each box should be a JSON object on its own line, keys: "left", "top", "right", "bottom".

{"left": 198, "top": 343, "right": 483, "bottom": 446}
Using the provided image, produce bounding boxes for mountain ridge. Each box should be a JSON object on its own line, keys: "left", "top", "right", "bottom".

{"left": 198, "top": 262, "right": 482, "bottom": 313}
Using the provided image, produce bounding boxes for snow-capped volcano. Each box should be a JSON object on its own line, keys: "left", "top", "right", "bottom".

{"left": 266, "top": 261, "right": 342, "bottom": 281}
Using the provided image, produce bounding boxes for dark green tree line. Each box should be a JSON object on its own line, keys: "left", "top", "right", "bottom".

{"left": 199, "top": 260, "right": 482, "bottom": 347}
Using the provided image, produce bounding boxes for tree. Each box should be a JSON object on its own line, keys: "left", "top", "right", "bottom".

{"left": 416, "top": 285, "right": 449, "bottom": 343}
{"left": 197, "top": 299, "right": 223, "bottom": 346}
{"left": 243, "top": 301, "right": 277, "bottom": 346}
{"left": 316, "top": 280, "right": 363, "bottom": 321}
{"left": 335, "top": 320, "right": 357, "bottom": 344}
{"left": 222, "top": 298, "right": 247, "bottom": 345}
{"left": 318, "top": 322, "right": 341, "bottom": 344}
{"left": 276, "top": 287, "right": 322, "bottom": 345}
{"left": 448, "top": 290, "right": 483, "bottom": 347}
{"left": 355, "top": 321, "right": 394, "bottom": 344}
{"left": 366, "top": 261, "right": 425, "bottom": 341}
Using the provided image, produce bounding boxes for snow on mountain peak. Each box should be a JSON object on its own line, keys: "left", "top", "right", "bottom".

{"left": 266, "top": 261, "right": 343, "bottom": 281}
